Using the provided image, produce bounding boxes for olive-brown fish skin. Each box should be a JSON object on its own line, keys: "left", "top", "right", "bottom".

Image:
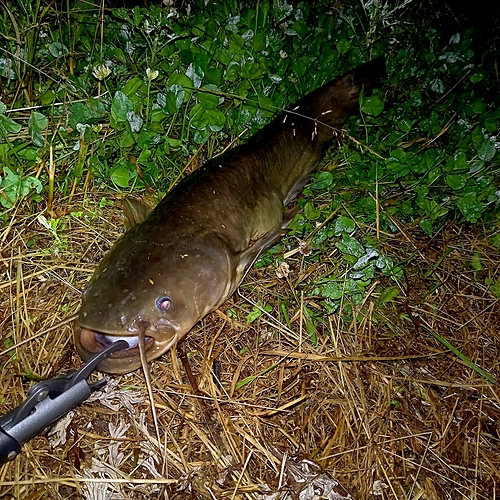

{"left": 76, "top": 58, "right": 386, "bottom": 373}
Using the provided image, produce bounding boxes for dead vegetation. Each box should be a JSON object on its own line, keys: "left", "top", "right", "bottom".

{"left": 0, "top": 193, "right": 499, "bottom": 499}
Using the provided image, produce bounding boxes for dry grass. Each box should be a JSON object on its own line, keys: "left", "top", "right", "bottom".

{"left": 0, "top": 193, "right": 499, "bottom": 499}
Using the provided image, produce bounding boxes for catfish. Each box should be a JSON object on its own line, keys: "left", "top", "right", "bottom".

{"left": 75, "top": 58, "right": 386, "bottom": 373}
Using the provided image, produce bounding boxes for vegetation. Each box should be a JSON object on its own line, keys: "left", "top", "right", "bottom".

{"left": 2, "top": 0, "right": 499, "bottom": 362}
{"left": 0, "top": 1, "right": 499, "bottom": 497}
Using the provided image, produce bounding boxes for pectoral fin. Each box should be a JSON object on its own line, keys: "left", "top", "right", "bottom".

{"left": 283, "top": 206, "right": 301, "bottom": 227}
{"left": 123, "top": 197, "right": 153, "bottom": 230}
{"left": 236, "top": 229, "right": 287, "bottom": 279}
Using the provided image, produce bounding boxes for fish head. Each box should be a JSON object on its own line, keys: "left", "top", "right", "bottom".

{"left": 75, "top": 227, "right": 231, "bottom": 374}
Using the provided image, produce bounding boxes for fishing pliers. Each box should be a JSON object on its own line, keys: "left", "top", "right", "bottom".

{"left": 0, "top": 340, "right": 128, "bottom": 464}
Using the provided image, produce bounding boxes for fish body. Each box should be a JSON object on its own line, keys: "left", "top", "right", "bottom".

{"left": 75, "top": 58, "right": 386, "bottom": 373}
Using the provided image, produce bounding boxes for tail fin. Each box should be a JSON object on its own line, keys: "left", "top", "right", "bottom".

{"left": 349, "top": 56, "right": 387, "bottom": 93}
{"left": 295, "top": 57, "right": 386, "bottom": 138}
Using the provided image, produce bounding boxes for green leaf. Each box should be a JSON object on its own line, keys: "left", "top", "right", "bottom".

{"left": 491, "top": 234, "right": 500, "bottom": 248}
{"left": 427, "top": 167, "right": 440, "bottom": 183}
{"left": 205, "top": 67, "right": 223, "bottom": 85}
{"left": 292, "top": 58, "right": 308, "bottom": 78}
{"left": 310, "top": 171, "right": 333, "bottom": 190}
{"left": 304, "top": 309, "right": 318, "bottom": 346}
{"left": 419, "top": 219, "right": 433, "bottom": 236}
{"left": 186, "top": 63, "right": 204, "bottom": 88}
{"left": 489, "top": 279, "right": 500, "bottom": 298}
{"left": 194, "top": 128, "right": 210, "bottom": 144}
{"left": 111, "top": 91, "right": 134, "bottom": 122}
{"left": 241, "top": 60, "right": 262, "bottom": 80}
{"left": 312, "top": 280, "right": 343, "bottom": 300}
{"left": 235, "top": 363, "right": 276, "bottom": 390}
{"left": 257, "top": 95, "right": 277, "bottom": 116}
{"left": 111, "top": 165, "right": 132, "bottom": 188}
{"left": 469, "top": 72, "right": 485, "bottom": 83}
{"left": 453, "top": 151, "right": 468, "bottom": 172}
{"left": 397, "top": 118, "right": 413, "bottom": 133}
{"left": 68, "top": 99, "right": 107, "bottom": 128}
{"left": 484, "top": 118, "right": 498, "bottom": 133}
{"left": 0, "top": 167, "right": 42, "bottom": 208}
{"left": 472, "top": 99, "right": 487, "bottom": 114}
{"left": 162, "top": 84, "right": 185, "bottom": 114}
{"left": 304, "top": 201, "right": 321, "bottom": 220}
{"left": 197, "top": 91, "right": 220, "bottom": 110}
{"left": 336, "top": 235, "right": 365, "bottom": 258}
{"left": 378, "top": 286, "right": 400, "bottom": 304}
{"left": 253, "top": 32, "right": 267, "bottom": 52}
{"left": 469, "top": 161, "right": 484, "bottom": 174}
{"left": 127, "top": 111, "right": 143, "bottom": 133}
{"left": 336, "top": 39, "right": 350, "bottom": 55}
{"left": 423, "top": 149, "right": 444, "bottom": 169}
{"left": 360, "top": 95, "right": 384, "bottom": 116}
{"left": 119, "top": 130, "right": 136, "bottom": 148}
{"left": 246, "top": 306, "right": 262, "bottom": 324}
{"left": 189, "top": 103, "right": 208, "bottom": 130}
{"left": 0, "top": 114, "right": 22, "bottom": 134}
{"left": 48, "top": 41, "right": 68, "bottom": 58}
{"left": 334, "top": 216, "right": 355, "bottom": 235}
{"left": 446, "top": 174, "right": 467, "bottom": 190}
{"left": 471, "top": 252, "right": 483, "bottom": 271}
{"left": 389, "top": 149, "right": 406, "bottom": 162}
{"left": 457, "top": 193, "right": 485, "bottom": 223}
{"left": 471, "top": 125, "right": 485, "bottom": 147}
{"left": 168, "top": 72, "right": 193, "bottom": 91}
{"left": 40, "top": 89, "right": 56, "bottom": 106}
{"left": 224, "top": 61, "right": 241, "bottom": 82}
{"left": 205, "top": 109, "right": 225, "bottom": 132}
{"left": 478, "top": 140, "right": 495, "bottom": 161}
{"left": 246, "top": 305, "right": 271, "bottom": 324}
{"left": 123, "top": 77, "right": 145, "bottom": 97}
{"left": 214, "top": 47, "right": 232, "bottom": 65}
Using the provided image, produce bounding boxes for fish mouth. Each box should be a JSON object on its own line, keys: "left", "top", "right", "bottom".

{"left": 78, "top": 327, "right": 156, "bottom": 359}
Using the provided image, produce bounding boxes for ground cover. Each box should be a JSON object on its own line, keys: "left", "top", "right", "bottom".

{"left": 0, "top": 0, "right": 499, "bottom": 498}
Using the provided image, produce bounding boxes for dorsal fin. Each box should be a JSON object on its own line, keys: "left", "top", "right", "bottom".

{"left": 122, "top": 197, "right": 153, "bottom": 230}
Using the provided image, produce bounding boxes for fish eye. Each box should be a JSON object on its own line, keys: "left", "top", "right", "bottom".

{"left": 156, "top": 296, "right": 171, "bottom": 311}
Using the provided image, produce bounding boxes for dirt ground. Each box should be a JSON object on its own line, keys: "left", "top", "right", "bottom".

{"left": 0, "top": 193, "right": 499, "bottom": 499}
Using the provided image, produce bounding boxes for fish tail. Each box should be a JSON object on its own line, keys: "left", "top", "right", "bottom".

{"left": 297, "top": 57, "right": 386, "bottom": 135}
{"left": 348, "top": 56, "right": 387, "bottom": 93}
